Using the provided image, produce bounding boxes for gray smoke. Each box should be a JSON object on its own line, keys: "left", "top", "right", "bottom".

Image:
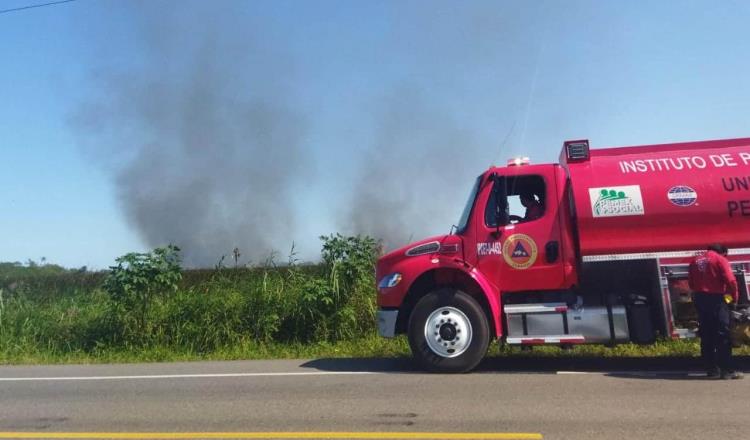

{"left": 72, "top": 2, "right": 531, "bottom": 265}
{"left": 345, "top": 89, "right": 486, "bottom": 250}
{"left": 73, "top": 3, "right": 307, "bottom": 267}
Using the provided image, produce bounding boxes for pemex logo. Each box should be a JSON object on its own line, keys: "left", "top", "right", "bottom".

{"left": 588, "top": 185, "right": 645, "bottom": 218}
{"left": 502, "top": 234, "right": 538, "bottom": 270}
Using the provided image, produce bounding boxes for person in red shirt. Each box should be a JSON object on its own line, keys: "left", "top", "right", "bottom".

{"left": 510, "top": 192, "right": 543, "bottom": 223}
{"left": 688, "top": 244, "right": 742, "bottom": 379}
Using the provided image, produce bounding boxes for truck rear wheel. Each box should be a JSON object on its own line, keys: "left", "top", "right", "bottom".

{"left": 408, "top": 288, "right": 490, "bottom": 373}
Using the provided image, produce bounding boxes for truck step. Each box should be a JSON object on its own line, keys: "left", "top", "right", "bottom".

{"left": 506, "top": 335, "right": 585, "bottom": 345}
{"left": 504, "top": 303, "right": 568, "bottom": 314}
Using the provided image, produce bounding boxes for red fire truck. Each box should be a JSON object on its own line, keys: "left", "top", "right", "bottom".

{"left": 376, "top": 137, "right": 750, "bottom": 373}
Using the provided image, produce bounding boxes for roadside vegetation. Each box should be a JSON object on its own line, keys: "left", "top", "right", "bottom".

{"left": 1, "top": 235, "right": 748, "bottom": 365}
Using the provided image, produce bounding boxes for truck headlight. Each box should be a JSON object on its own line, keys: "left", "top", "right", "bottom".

{"left": 378, "top": 273, "right": 402, "bottom": 289}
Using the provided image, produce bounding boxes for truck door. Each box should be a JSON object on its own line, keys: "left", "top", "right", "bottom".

{"left": 476, "top": 166, "right": 566, "bottom": 291}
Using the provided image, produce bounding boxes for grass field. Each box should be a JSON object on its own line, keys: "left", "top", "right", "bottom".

{"left": 0, "top": 235, "right": 385, "bottom": 364}
{"left": 2, "top": 236, "right": 748, "bottom": 366}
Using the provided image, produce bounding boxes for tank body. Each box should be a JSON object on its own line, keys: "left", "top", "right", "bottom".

{"left": 565, "top": 137, "right": 750, "bottom": 255}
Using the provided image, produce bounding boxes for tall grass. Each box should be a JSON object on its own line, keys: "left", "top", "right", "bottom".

{"left": 0, "top": 235, "right": 384, "bottom": 363}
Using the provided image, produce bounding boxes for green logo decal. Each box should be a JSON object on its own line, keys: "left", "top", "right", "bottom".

{"left": 589, "top": 185, "right": 645, "bottom": 217}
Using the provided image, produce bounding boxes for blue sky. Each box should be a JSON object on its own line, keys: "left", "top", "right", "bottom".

{"left": 2, "top": 0, "right": 750, "bottom": 268}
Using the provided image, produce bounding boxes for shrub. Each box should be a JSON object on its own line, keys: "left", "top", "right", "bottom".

{"left": 317, "top": 234, "right": 379, "bottom": 340}
{"left": 103, "top": 245, "right": 182, "bottom": 345}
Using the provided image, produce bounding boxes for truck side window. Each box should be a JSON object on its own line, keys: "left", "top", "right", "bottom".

{"left": 485, "top": 175, "right": 545, "bottom": 227}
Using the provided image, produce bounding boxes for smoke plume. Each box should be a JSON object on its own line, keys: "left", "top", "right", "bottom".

{"left": 73, "top": 3, "right": 307, "bottom": 267}
{"left": 73, "top": 2, "right": 512, "bottom": 265}
{"left": 345, "top": 89, "right": 485, "bottom": 251}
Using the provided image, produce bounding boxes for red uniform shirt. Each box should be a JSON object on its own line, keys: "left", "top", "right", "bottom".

{"left": 524, "top": 201, "right": 543, "bottom": 221}
{"left": 688, "top": 250, "right": 738, "bottom": 302}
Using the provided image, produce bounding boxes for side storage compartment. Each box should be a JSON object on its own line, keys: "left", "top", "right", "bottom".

{"left": 578, "top": 259, "right": 665, "bottom": 343}
{"left": 504, "top": 301, "right": 629, "bottom": 344}
{"left": 567, "top": 305, "right": 629, "bottom": 343}
{"left": 626, "top": 301, "right": 655, "bottom": 344}
{"left": 505, "top": 303, "right": 584, "bottom": 345}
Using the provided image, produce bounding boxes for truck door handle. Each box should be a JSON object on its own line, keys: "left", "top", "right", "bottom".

{"left": 545, "top": 241, "right": 559, "bottom": 263}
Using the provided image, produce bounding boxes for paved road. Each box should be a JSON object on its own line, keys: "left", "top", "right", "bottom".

{"left": 1, "top": 356, "right": 749, "bottom": 440}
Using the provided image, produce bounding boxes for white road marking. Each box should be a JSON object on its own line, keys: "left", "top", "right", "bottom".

{"left": 0, "top": 369, "right": 714, "bottom": 382}
{"left": 0, "top": 371, "right": 378, "bottom": 382}
{"left": 556, "top": 370, "right": 706, "bottom": 377}
{"left": 0, "top": 432, "right": 544, "bottom": 439}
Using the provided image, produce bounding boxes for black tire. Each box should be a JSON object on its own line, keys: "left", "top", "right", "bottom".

{"left": 407, "top": 288, "right": 490, "bottom": 373}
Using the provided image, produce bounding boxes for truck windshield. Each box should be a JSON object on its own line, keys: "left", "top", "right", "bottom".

{"left": 456, "top": 175, "right": 482, "bottom": 234}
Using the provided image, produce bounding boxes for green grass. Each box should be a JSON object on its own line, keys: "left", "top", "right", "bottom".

{"left": 0, "top": 334, "right": 411, "bottom": 365}
{"left": 0, "top": 236, "right": 392, "bottom": 365}
{"left": 0, "top": 273, "right": 384, "bottom": 364}
{"left": 5, "top": 333, "right": 750, "bottom": 366}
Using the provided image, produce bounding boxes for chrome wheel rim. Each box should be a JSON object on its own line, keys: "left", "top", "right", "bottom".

{"left": 424, "top": 306, "right": 473, "bottom": 358}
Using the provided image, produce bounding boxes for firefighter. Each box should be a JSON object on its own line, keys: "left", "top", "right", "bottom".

{"left": 688, "top": 244, "right": 742, "bottom": 379}
{"left": 510, "top": 191, "right": 543, "bottom": 222}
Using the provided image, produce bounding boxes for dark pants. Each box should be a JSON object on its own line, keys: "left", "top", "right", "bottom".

{"left": 694, "top": 293, "right": 733, "bottom": 372}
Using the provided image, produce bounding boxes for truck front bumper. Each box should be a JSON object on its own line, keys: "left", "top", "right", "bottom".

{"left": 377, "top": 309, "right": 399, "bottom": 338}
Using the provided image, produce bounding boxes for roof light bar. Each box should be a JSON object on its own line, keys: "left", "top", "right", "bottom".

{"left": 507, "top": 157, "right": 531, "bottom": 166}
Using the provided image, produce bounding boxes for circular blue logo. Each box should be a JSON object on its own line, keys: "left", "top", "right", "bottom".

{"left": 667, "top": 185, "right": 697, "bottom": 207}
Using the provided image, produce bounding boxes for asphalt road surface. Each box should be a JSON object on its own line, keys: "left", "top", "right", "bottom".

{"left": 1, "top": 356, "right": 750, "bottom": 440}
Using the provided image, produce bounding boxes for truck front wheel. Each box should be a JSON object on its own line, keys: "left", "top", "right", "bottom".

{"left": 408, "top": 289, "right": 490, "bottom": 373}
